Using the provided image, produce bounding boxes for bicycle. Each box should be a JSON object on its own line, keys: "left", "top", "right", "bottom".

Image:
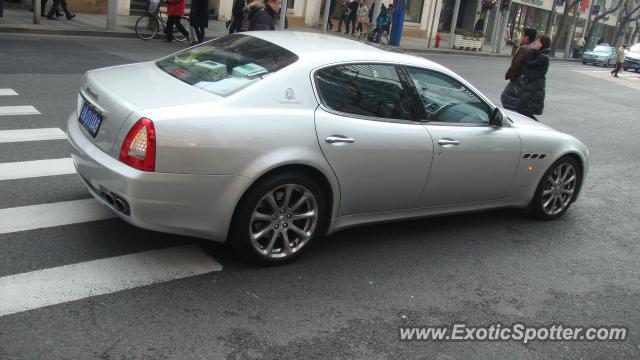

{"left": 135, "top": 0, "right": 190, "bottom": 42}
{"left": 359, "top": 25, "right": 389, "bottom": 45}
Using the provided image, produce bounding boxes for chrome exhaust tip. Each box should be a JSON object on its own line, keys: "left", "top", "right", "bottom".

{"left": 104, "top": 192, "right": 116, "bottom": 205}
{"left": 114, "top": 197, "right": 130, "bottom": 215}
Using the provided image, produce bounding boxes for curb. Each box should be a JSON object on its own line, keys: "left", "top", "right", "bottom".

{"left": 405, "top": 47, "right": 583, "bottom": 62}
{"left": 0, "top": 26, "right": 584, "bottom": 63}
{"left": 0, "top": 27, "right": 139, "bottom": 39}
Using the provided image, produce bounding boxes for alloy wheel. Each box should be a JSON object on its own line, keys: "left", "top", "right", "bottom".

{"left": 540, "top": 163, "right": 577, "bottom": 216}
{"left": 249, "top": 184, "right": 319, "bottom": 259}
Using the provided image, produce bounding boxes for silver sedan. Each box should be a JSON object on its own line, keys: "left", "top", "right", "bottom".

{"left": 67, "top": 31, "right": 589, "bottom": 264}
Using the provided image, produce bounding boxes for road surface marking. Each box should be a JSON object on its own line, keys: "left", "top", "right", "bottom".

{"left": 0, "top": 158, "right": 76, "bottom": 181}
{"left": 0, "top": 128, "right": 66, "bottom": 143}
{"left": 0, "top": 245, "right": 222, "bottom": 317}
{"left": 0, "top": 106, "right": 41, "bottom": 116}
{"left": 0, "top": 89, "right": 18, "bottom": 96}
{"left": 0, "top": 199, "right": 115, "bottom": 235}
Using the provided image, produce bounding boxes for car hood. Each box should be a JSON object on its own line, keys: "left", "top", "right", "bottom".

{"left": 504, "top": 110, "right": 553, "bottom": 131}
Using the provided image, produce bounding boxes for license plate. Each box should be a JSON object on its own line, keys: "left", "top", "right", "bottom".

{"left": 79, "top": 102, "right": 102, "bottom": 137}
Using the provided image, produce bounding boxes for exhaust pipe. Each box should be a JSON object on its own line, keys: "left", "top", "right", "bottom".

{"left": 104, "top": 192, "right": 115, "bottom": 205}
{"left": 114, "top": 197, "right": 129, "bottom": 214}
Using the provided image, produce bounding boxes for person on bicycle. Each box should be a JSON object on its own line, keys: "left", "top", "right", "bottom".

{"left": 373, "top": 4, "right": 388, "bottom": 44}
{"left": 164, "top": 0, "right": 190, "bottom": 42}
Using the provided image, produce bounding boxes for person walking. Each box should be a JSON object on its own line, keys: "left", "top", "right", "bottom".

{"left": 40, "top": 0, "right": 63, "bottom": 17}
{"left": 335, "top": 0, "right": 349, "bottom": 33}
{"left": 248, "top": 0, "right": 280, "bottom": 30}
{"left": 45, "top": 0, "right": 74, "bottom": 20}
{"left": 228, "top": 0, "right": 246, "bottom": 34}
{"left": 517, "top": 35, "right": 551, "bottom": 121}
{"left": 189, "top": 0, "right": 209, "bottom": 43}
{"left": 355, "top": 0, "right": 368, "bottom": 36}
{"left": 611, "top": 44, "right": 627, "bottom": 78}
{"left": 164, "top": 0, "right": 189, "bottom": 42}
{"left": 500, "top": 28, "right": 536, "bottom": 111}
{"left": 345, "top": 0, "right": 358, "bottom": 35}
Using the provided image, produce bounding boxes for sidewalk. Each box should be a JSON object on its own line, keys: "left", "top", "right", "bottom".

{"left": 0, "top": 8, "right": 578, "bottom": 60}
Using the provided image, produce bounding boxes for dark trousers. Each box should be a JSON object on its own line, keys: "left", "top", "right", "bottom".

{"left": 229, "top": 15, "right": 243, "bottom": 34}
{"left": 46, "top": 0, "right": 69, "bottom": 18}
{"left": 166, "top": 15, "right": 188, "bottom": 40}
{"left": 193, "top": 26, "right": 205, "bottom": 43}
{"left": 41, "top": 0, "right": 61, "bottom": 15}
{"left": 611, "top": 62, "right": 623, "bottom": 77}
{"left": 345, "top": 15, "right": 356, "bottom": 33}
{"left": 337, "top": 14, "right": 346, "bottom": 31}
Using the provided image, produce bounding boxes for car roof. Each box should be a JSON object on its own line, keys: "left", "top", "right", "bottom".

{"left": 247, "top": 31, "right": 448, "bottom": 71}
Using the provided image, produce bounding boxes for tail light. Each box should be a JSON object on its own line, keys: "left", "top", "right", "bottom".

{"left": 119, "top": 118, "right": 156, "bottom": 172}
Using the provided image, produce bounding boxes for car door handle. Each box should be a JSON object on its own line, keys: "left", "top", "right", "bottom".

{"left": 438, "top": 139, "right": 460, "bottom": 146}
{"left": 326, "top": 136, "right": 355, "bottom": 144}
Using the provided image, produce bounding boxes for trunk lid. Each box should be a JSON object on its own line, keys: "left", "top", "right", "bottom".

{"left": 77, "top": 61, "right": 221, "bottom": 156}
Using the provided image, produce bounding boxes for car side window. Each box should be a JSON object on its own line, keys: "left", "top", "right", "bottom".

{"left": 315, "top": 64, "right": 413, "bottom": 121}
{"left": 405, "top": 67, "right": 491, "bottom": 125}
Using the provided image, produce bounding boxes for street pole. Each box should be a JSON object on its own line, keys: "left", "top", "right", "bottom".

{"left": 449, "top": 0, "right": 461, "bottom": 48}
{"left": 372, "top": 0, "right": 383, "bottom": 28}
{"left": 491, "top": 5, "right": 502, "bottom": 52}
{"left": 495, "top": 1, "right": 511, "bottom": 54}
{"left": 33, "top": 0, "right": 41, "bottom": 24}
{"left": 427, "top": 0, "right": 440, "bottom": 48}
{"left": 280, "top": 0, "right": 288, "bottom": 30}
{"left": 107, "top": 0, "right": 118, "bottom": 30}
{"left": 389, "top": 0, "right": 407, "bottom": 46}
{"left": 564, "top": 0, "right": 580, "bottom": 58}
{"left": 322, "top": 0, "right": 331, "bottom": 32}
{"left": 546, "top": 0, "right": 558, "bottom": 35}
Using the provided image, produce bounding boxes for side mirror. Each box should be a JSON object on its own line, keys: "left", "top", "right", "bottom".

{"left": 490, "top": 107, "right": 506, "bottom": 127}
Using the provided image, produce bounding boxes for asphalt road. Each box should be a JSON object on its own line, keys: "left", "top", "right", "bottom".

{"left": 0, "top": 33, "right": 639, "bottom": 360}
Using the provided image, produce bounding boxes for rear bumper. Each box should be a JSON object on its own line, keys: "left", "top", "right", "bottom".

{"left": 67, "top": 111, "right": 250, "bottom": 242}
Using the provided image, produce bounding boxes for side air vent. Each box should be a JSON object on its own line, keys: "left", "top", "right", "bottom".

{"left": 522, "top": 153, "right": 547, "bottom": 159}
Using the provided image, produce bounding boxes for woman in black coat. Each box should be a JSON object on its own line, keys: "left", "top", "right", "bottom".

{"left": 189, "top": 0, "right": 209, "bottom": 44}
{"left": 517, "top": 35, "right": 551, "bottom": 120}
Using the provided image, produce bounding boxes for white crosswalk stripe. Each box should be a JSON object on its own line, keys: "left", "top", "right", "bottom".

{"left": 0, "top": 158, "right": 76, "bottom": 181}
{"left": 0, "top": 105, "right": 41, "bottom": 116}
{"left": 0, "top": 128, "right": 66, "bottom": 143}
{"left": 0, "top": 245, "right": 222, "bottom": 316}
{"left": 0, "top": 92, "right": 224, "bottom": 318}
{"left": 0, "top": 89, "right": 19, "bottom": 96}
{"left": 0, "top": 199, "right": 115, "bottom": 235}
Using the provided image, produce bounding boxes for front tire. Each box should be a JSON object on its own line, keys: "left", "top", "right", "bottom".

{"left": 230, "top": 172, "right": 327, "bottom": 265}
{"left": 135, "top": 15, "right": 159, "bottom": 40}
{"left": 529, "top": 156, "right": 581, "bottom": 220}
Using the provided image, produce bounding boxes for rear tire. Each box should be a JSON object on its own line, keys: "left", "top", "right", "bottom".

{"left": 135, "top": 15, "right": 159, "bottom": 40}
{"left": 529, "top": 156, "right": 581, "bottom": 221}
{"left": 230, "top": 172, "right": 328, "bottom": 265}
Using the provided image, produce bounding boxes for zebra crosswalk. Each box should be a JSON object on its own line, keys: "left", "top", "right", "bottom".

{"left": 0, "top": 88, "right": 223, "bottom": 317}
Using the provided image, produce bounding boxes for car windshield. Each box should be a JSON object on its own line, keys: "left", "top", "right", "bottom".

{"left": 593, "top": 46, "right": 611, "bottom": 53}
{"left": 630, "top": 44, "right": 640, "bottom": 53}
{"left": 156, "top": 34, "right": 299, "bottom": 97}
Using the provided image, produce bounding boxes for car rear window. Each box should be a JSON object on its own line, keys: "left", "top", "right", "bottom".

{"left": 156, "top": 34, "right": 298, "bottom": 97}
